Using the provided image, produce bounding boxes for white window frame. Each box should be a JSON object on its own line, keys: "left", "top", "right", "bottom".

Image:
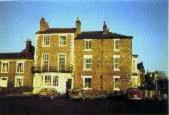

{"left": 132, "top": 57, "right": 138, "bottom": 73}
{"left": 113, "top": 55, "right": 120, "bottom": 71}
{"left": 15, "top": 76, "right": 24, "bottom": 87}
{"left": 114, "top": 39, "right": 120, "bottom": 52}
{"left": 84, "top": 39, "right": 92, "bottom": 51}
{"left": 42, "top": 35, "right": 50, "bottom": 47}
{"left": 82, "top": 76, "right": 92, "bottom": 90}
{"left": 1, "top": 61, "right": 9, "bottom": 73}
{"left": 0, "top": 77, "right": 8, "bottom": 87}
{"left": 44, "top": 75, "right": 52, "bottom": 86}
{"left": 59, "top": 36, "right": 67, "bottom": 46}
{"left": 41, "top": 53, "right": 50, "bottom": 70}
{"left": 113, "top": 76, "right": 120, "bottom": 91}
{"left": 83, "top": 55, "right": 92, "bottom": 71}
{"left": 58, "top": 53, "right": 66, "bottom": 71}
{"left": 53, "top": 76, "right": 59, "bottom": 86}
{"left": 16, "top": 61, "right": 24, "bottom": 73}
{"left": 132, "top": 76, "right": 139, "bottom": 88}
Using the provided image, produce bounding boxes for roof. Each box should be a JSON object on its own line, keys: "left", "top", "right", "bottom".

{"left": 36, "top": 28, "right": 76, "bottom": 34}
{"left": 0, "top": 42, "right": 34, "bottom": 60}
{"left": 132, "top": 54, "right": 138, "bottom": 57}
{"left": 76, "top": 31, "right": 133, "bottom": 39}
{"left": 137, "top": 62, "right": 145, "bottom": 73}
{"left": 0, "top": 52, "right": 33, "bottom": 59}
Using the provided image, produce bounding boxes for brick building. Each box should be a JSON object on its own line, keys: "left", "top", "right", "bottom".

{"left": 0, "top": 40, "right": 34, "bottom": 88}
{"left": 74, "top": 21, "right": 133, "bottom": 92}
{"left": 33, "top": 17, "right": 76, "bottom": 93}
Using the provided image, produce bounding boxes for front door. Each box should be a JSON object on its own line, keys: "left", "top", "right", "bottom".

{"left": 0, "top": 77, "right": 8, "bottom": 87}
{"left": 66, "top": 79, "right": 72, "bottom": 91}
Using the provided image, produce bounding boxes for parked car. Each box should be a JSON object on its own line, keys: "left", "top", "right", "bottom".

{"left": 127, "top": 88, "right": 143, "bottom": 100}
{"left": 38, "top": 88, "right": 59, "bottom": 100}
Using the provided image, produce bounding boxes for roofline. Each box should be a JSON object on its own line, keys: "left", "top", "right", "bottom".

{"left": 75, "top": 37, "right": 133, "bottom": 40}
{"left": 36, "top": 28, "right": 76, "bottom": 34}
{"left": 0, "top": 59, "right": 34, "bottom": 61}
{"left": 36, "top": 32, "right": 75, "bottom": 34}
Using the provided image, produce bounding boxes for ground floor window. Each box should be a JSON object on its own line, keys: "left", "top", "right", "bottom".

{"left": 113, "top": 76, "right": 120, "bottom": 91}
{"left": 82, "top": 76, "right": 92, "bottom": 89}
{"left": 53, "top": 76, "right": 58, "bottom": 86}
{"left": 15, "top": 76, "right": 23, "bottom": 87}
{"left": 45, "top": 75, "right": 51, "bottom": 86}
{"left": 44, "top": 75, "right": 59, "bottom": 87}
{"left": 0, "top": 77, "right": 8, "bottom": 87}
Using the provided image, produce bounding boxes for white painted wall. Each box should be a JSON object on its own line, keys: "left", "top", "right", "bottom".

{"left": 33, "top": 72, "right": 73, "bottom": 94}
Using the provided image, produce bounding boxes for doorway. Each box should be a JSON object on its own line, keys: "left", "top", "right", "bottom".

{"left": 66, "top": 79, "right": 72, "bottom": 91}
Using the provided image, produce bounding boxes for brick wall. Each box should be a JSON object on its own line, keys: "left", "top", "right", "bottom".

{"left": 74, "top": 38, "right": 132, "bottom": 92}
{"left": 0, "top": 60, "right": 33, "bottom": 87}
{"left": 35, "top": 34, "right": 73, "bottom": 69}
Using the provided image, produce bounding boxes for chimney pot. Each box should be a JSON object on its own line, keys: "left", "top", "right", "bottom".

{"left": 26, "top": 39, "right": 32, "bottom": 50}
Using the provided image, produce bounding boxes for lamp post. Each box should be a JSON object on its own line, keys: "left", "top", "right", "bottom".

{"left": 100, "top": 75, "right": 103, "bottom": 90}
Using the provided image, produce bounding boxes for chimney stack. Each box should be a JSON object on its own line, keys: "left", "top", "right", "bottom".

{"left": 103, "top": 21, "right": 109, "bottom": 34}
{"left": 26, "top": 39, "right": 32, "bottom": 50}
{"left": 76, "top": 17, "right": 81, "bottom": 35}
{"left": 40, "top": 17, "right": 49, "bottom": 31}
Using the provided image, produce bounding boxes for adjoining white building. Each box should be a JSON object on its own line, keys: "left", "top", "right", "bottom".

{"left": 131, "top": 55, "right": 140, "bottom": 88}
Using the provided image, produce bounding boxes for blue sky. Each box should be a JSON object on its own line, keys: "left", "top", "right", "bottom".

{"left": 0, "top": 0, "right": 168, "bottom": 73}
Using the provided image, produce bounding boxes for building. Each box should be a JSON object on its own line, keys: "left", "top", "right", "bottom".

{"left": 31, "top": 17, "right": 137, "bottom": 94}
{"left": 137, "top": 62, "right": 145, "bottom": 86}
{"left": 74, "top": 21, "right": 133, "bottom": 92}
{"left": 33, "top": 17, "right": 76, "bottom": 93}
{"left": 131, "top": 55, "right": 140, "bottom": 88}
{"left": 0, "top": 40, "right": 34, "bottom": 88}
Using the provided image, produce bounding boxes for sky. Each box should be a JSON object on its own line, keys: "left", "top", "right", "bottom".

{"left": 0, "top": 0, "right": 168, "bottom": 73}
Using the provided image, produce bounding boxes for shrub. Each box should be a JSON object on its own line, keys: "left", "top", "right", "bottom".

{"left": 0, "top": 86, "right": 33, "bottom": 95}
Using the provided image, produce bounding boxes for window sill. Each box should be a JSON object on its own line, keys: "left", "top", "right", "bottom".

{"left": 42, "top": 45, "right": 50, "bottom": 47}
{"left": 114, "top": 88, "right": 120, "bottom": 91}
{"left": 114, "top": 69, "right": 120, "bottom": 71}
{"left": 83, "top": 69, "right": 92, "bottom": 71}
{"left": 83, "top": 49, "right": 93, "bottom": 52}
{"left": 83, "top": 88, "right": 92, "bottom": 90}
{"left": 16, "top": 72, "right": 24, "bottom": 73}
{"left": 1, "top": 72, "right": 8, "bottom": 73}
{"left": 114, "top": 49, "right": 120, "bottom": 52}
